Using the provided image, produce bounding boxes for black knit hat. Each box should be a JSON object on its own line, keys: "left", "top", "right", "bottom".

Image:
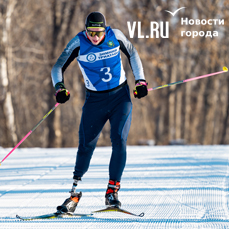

{"left": 85, "top": 12, "right": 106, "bottom": 29}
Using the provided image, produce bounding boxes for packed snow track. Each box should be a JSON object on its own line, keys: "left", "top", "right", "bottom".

{"left": 1, "top": 145, "right": 229, "bottom": 228}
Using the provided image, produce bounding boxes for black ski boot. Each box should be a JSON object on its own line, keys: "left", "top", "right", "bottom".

{"left": 105, "top": 180, "right": 121, "bottom": 207}
{"left": 57, "top": 178, "right": 82, "bottom": 214}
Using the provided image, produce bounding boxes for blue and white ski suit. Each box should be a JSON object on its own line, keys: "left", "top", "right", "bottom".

{"left": 51, "top": 26, "right": 145, "bottom": 181}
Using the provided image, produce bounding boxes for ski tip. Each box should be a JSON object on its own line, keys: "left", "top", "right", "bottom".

{"left": 16, "top": 215, "right": 24, "bottom": 220}
{"left": 223, "top": 66, "right": 228, "bottom": 72}
{"left": 139, "top": 212, "right": 144, "bottom": 217}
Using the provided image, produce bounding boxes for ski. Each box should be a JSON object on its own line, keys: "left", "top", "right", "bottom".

{"left": 92, "top": 206, "right": 144, "bottom": 217}
{"left": 16, "top": 207, "right": 144, "bottom": 221}
{"left": 16, "top": 212, "right": 92, "bottom": 221}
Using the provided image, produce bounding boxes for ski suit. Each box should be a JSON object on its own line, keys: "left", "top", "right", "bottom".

{"left": 51, "top": 26, "right": 145, "bottom": 181}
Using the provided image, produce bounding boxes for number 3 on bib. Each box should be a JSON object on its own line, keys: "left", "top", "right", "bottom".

{"left": 100, "top": 67, "right": 112, "bottom": 82}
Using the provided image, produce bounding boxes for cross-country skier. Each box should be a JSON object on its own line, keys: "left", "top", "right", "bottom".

{"left": 51, "top": 11, "right": 148, "bottom": 213}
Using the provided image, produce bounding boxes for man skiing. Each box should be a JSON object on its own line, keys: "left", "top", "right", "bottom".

{"left": 51, "top": 11, "right": 148, "bottom": 214}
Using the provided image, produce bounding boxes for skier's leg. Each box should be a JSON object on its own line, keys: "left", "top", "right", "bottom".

{"left": 74, "top": 91, "right": 108, "bottom": 179}
{"left": 108, "top": 85, "right": 132, "bottom": 181}
{"left": 73, "top": 125, "right": 100, "bottom": 178}
{"left": 105, "top": 85, "right": 132, "bottom": 207}
{"left": 58, "top": 92, "right": 108, "bottom": 213}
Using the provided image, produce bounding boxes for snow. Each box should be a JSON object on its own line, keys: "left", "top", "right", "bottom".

{"left": 1, "top": 145, "right": 229, "bottom": 228}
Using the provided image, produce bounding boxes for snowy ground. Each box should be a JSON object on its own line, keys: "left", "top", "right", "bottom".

{"left": 1, "top": 145, "right": 229, "bottom": 228}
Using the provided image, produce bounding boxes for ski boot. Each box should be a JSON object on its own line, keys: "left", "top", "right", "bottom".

{"left": 105, "top": 180, "right": 121, "bottom": 207}
{"left": 57, "top": 178, "right": 82, "bottom": 213}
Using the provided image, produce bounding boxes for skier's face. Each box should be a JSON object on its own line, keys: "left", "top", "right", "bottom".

{"left": 86, "top": 28, "right": 105, "bottom": 45}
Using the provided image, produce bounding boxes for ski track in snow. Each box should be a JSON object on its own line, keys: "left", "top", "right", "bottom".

{"left": 0, "top": 145, "right": 229, "bottom": 228}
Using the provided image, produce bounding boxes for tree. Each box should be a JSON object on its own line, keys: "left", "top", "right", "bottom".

{"left": 0, "top": 0, "right": 17, "bottom": 146}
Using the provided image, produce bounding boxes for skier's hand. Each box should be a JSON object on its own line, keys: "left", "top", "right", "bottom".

{"left": 133, "top": 80, "right": 148, "bottom": 99}
{"left": 55, "top": 82, "right": 70, "bottom": 104}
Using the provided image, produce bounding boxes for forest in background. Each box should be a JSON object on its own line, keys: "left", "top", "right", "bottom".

{"left": 1, "top": 0, "right": 229, "bottom": 148}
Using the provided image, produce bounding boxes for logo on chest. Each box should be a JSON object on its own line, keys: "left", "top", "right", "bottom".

{"left": 107, "top": 40, "right": 115, "bottom": 47}
{"left": 86, "top": 53, "right": 96, "bottom": 63}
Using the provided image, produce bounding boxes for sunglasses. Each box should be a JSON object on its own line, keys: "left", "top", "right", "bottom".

{"left": 87, "top": 30, "right": 105, "bottom": 37}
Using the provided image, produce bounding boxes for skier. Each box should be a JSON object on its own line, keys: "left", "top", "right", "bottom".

{"left": 51, "top": 12, "right": 148, "bottom": 213}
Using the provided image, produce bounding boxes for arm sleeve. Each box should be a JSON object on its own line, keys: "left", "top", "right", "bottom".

{"left": 51, "top": 35, "right": 80, "bottom": 87}
{"left": 112, "top": 29, "right": 145, "bottom": 81}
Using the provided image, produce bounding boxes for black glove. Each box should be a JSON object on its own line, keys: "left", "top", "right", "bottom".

{"left": 133, "top": 80, "right": 148, "bottom": 99}
{"left": 55, "top": 82, "right": 70, "bottom": 104}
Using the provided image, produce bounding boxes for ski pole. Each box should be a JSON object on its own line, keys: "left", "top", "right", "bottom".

{"left": 148, "top": 66, "right": 228, "bottom": 92}
{"left": 0, "top": 103, "right": 60, "bottom": 165}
